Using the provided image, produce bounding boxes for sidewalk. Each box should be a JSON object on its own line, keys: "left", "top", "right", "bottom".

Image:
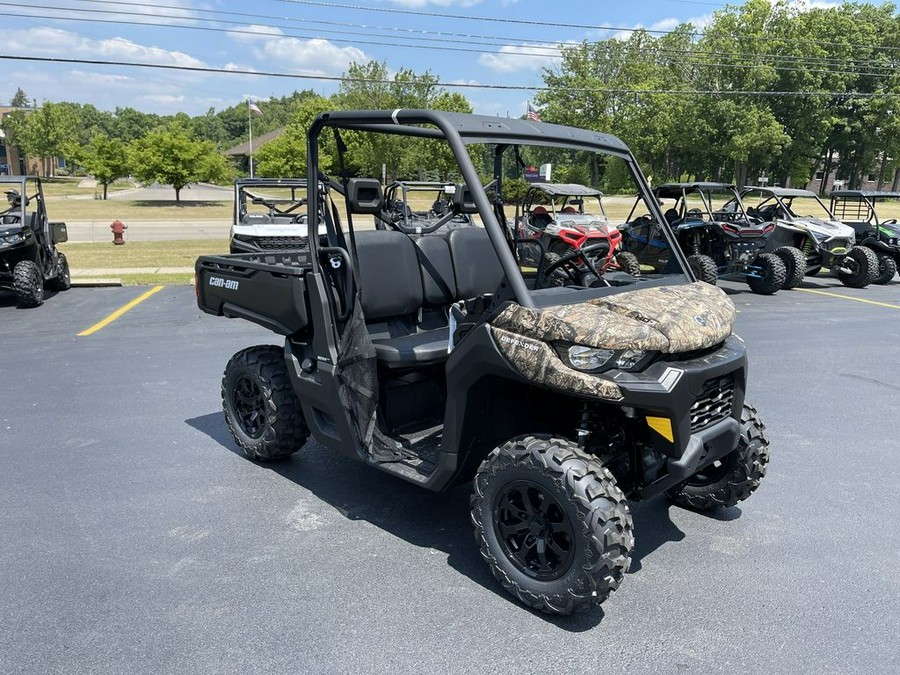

{"left": 70, "top": 267, "right": 195, "bottom": 286}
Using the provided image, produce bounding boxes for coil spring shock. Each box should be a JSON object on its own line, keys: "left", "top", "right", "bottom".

{"left": 801, "top": 238, "right": 814, "bottom": 256}
{"left": 692, "top": 232, "right": 702, "bottom": 256}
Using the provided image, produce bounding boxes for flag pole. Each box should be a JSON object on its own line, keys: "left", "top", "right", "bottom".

{"left": 248, "top": 99, "right": 254, "bottom": 179}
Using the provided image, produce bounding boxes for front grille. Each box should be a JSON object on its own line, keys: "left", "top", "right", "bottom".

{"left": 690, "top": 375, "right": 735, "bottom": 432}
{"left": 825, "top": 239, "right": 851, "bottom": 253}
{"left": 256, "top": 236, "right": 308, "bottom": 250}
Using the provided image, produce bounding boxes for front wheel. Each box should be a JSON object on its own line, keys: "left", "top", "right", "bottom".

{"left": 836, "top": 246, "right": 878, "bottom": 288}
{"left": 614, "top": 251, "right": 641, "bottom": 276}
{"left": 772, "top": 246, "right": 806, "bottom": 289}
{"left": 687, "top": 254, "right": 718, "bottom": 285}
{"left": 746, "top": 252, "right": 786, "bottom": 295}
{"left": 471, "top": 435, "right": 633, "bottom": 615}
{"left": 13, "top": 260, "right": 44, "bottom": 308}
{"left": 222, "top": 345, "right": 309, "bottom": 461}
{"left": 666, "top": 404, "right": 770, "bottom": 511}
{"left": 873, "top": 253, "right": 897, "bottom": 285}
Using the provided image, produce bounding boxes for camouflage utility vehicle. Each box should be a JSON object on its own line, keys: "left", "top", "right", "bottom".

{"left": 0, "top": 176, "right": 70, "bottom": 307}
{"left": 196, "top": 110, "right": 771, "bottom": 615}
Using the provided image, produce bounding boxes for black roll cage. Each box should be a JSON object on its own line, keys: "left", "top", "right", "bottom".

{"left": 305, "top": 109, "right": 690, "bottom": 308}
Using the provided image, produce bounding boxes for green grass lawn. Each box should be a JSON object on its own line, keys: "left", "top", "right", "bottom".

{"left": 39, "top": 176, "right": 136, "bottom": 198}
{"left": 49, "top": 199, "right": 233, "bottom": 221}
{"left": 60, "top": 239, "right": 228, "bottom": 268}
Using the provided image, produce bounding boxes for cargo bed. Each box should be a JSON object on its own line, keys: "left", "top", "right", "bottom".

{"left": 195, "top": 250, "right": 313, "bottom": 335}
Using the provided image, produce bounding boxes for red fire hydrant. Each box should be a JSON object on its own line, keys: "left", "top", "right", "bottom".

{"left": 111, "top": 219, "right": 127, "bottom": 245}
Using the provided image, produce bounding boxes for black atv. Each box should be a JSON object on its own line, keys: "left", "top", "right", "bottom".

{"left": 830, "top": 190, "right": 900, "bottom": 285}
{"left": 621, "top": 182, "right": 789, "bottom": 294}
{"left": 196, "top": 110, "right": 770, "bottom": 615}
{"left": 0, "top": 176, "right": 70, "bottom": 307}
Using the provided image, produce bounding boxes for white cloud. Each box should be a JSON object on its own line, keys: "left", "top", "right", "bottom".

{"left": 139, "top": 94, "right": 186, "bottom": 105}
{"left": 4, "top": 27, "right": 206, "bottom": 68}
{"left": 228, "top": 30, "right": 368, "bottom": 76}
{"left": 477, "top": 43, "right": 564, "bottom": 74}
{"left": 20, "top": 0, "right": 199, "bottom": 26}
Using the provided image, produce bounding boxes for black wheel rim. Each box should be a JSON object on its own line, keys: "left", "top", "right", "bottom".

{"left": 493, "top": 480, "right": 576, "bottom": 581}
{"left": 233, "top": 375, "right": 266, "bottom": 438}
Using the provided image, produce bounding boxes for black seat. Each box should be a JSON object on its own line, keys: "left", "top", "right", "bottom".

{"left": 370, "top": 329, "right": 449, "bottom": 366}
{"left": 353, "top": 230, "right": 450, "bottom": 367}
{"left": 446, "top": 228, "right": 504, "bottom": 299}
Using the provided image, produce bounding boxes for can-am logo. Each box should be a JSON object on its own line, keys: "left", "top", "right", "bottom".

{"left": 209, "top": 276, "right": 239, "bottom": 291}
{"left": 498, "top": 333, "right": 540, "bottom": 352}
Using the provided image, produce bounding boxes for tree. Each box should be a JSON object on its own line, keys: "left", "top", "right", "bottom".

{"left": 130, "top": 123, "right": 230, "bottom": 203}
{"left": 8, "top": 102, "right": 80, "bottom": 176}
{"left": 255, "top": 95, "right": 333, "bottom": 178}
{"left": 10, "top": 88, "right": 29, "bottom": 108}
{"left": 73, "top": 134, "right": 130, "bottom": 199}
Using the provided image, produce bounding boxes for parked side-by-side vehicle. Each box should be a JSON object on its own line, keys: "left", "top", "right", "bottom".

{"left": 196, "top": 110, "right": 770, "bottom": 615}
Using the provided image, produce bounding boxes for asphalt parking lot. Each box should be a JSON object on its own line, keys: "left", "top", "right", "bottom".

{"left": 1, "top": 277, "right": 899, "bottom": 674}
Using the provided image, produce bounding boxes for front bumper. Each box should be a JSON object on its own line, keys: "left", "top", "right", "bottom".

{"left": 610, "top": 335, "right": 746, "bottom": 493}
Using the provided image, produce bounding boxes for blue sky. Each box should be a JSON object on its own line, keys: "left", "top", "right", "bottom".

{"left": 2, "top": 0, "right": 740, "bottom": 116}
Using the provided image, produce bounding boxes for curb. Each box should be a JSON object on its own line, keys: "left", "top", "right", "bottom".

{"left": 71, "top": 278, "right": 123, "bottom": 287}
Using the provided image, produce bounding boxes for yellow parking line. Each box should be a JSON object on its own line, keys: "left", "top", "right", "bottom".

{"left": 78, "top": 285, "right": 165, "bottom": 336}
{"left": 795, "top": 287, "right": 900, "bottom": 310}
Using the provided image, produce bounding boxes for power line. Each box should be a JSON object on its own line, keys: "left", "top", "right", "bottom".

{"left": 64, "top": 0, "right": 900, "bottom": 72}
{"left": 5, "top": 5, "right": 900, "bottom": 81}
{"left": 62, "top": 0, "right": 900, "bottom": 73}
{"left": 2, "top": 53, "right": 898, "bottom": 99}
{"left": 268, "top": 0, "right": 900, "bottom": 55}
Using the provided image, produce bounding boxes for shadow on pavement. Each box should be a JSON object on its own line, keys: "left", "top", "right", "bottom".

{"left": 186, "top": 411, "right": 704, "bottom": 630}
{"left": 130, "top": 200, "right": 228, "bottom": 208}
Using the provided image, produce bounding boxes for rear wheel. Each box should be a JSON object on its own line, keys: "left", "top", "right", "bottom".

{"left": 222, "top": 345, "right": 309, "bottom": 461}
{"left": 746, "top": 252, "right": 786, "bottom": 295}
{"left": 666, "top": 404, "right": 770, "bottom": 511}
{"left": 837, "top": 246, "right": 878, "bottom": 288}
{"left": 47, "top": 252, "right": 71, "bottom": 291}
{"left": 614, "top": 251, "right": 641, "bottom": 276}
{"left": 471, "top": 435, "right": 633, "bottom": 615}
{"left": 772, "top": 246, "right": 806, "bottom": 289}
{"left": 13, "top": 260, "right": 44, "bottom": 308}
{"left": 874, "top": 253, "right": 897, "bottom": 285}
{"left": 687, "top": 254, "right": 718, "bottom": 285}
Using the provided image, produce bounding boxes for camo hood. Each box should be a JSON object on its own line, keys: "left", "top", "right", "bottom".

{"left": 491, "top": 281, "right": 736, "bottom": 354}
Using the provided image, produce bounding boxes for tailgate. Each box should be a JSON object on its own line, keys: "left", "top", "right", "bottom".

{"left": 195, "top": 251, "right": 313, "bottom": 335}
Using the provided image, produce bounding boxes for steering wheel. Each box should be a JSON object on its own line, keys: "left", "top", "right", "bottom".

{"left": 538, "top": 242, "right": 610, "bottom": 288}
{"left": 686, "top": 208, "right": 704, "bottom": 219}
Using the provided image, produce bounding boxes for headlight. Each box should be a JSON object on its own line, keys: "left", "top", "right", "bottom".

{"left": 0, "top": 232, "right": 26, "bottom": 247}
{"left": 567, "top": 345, "right": 614, "bottom": 371}
{"left": 810, "top": 230, "right": 830, "bottom": 243}
{"left": 890, "top": 238, "right": 898, "bottom": 246}
{"left": 562, "top": 344, "right": 653, "bottom": 373}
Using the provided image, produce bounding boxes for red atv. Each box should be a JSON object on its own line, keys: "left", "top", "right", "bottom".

{"left": 513, "top": 182, "right": 640, "bottom": 284}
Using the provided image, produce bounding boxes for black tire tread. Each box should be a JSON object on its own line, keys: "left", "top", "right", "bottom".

{"left": 47, "top": 252, "right": 71, "bottom": 291}
{"left": 614, "top": 251, "right": 641, "bottom": 276}
{"left": 687, "top": 254, "right": 718, "bottom": 285}
{"left": 772, "top": 246, "right": 806, "bottom": 289}
{"left": 837, "top": 245, "right": 878, "bottom": 288}
{"left": 221, "top": 345, "right": 309, "bottom": 461}
{"left": 873, "top": 253, "right": 897, "bottom": 285}
{"left": 470, "top": 435, "right": 633, "bottom": 615}
{"left": 747, "top": 252, "right": 786, "bottom": 295}
{"left": 13, "top": 260, "right": 44, "bottom": 307}
{"left": 666, "top": 404, "right": 770, "bottom": 511}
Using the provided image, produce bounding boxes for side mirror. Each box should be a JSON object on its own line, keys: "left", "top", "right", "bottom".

{"left": 452, "top": 183, "right": 478, "bottom": 214}
{"left": 346, "top": 178, "right": 383, "bottom": 214}
{"left": 50, "top": 221, "right": 68, "bottom": 244}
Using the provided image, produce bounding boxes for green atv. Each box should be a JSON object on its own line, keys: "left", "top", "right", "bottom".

{"left": 830, "top": 190, "right": 900, "bottom": 284}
